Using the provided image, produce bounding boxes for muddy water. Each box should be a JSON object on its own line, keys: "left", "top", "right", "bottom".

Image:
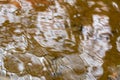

{"left": 0, "top": 0, "right": 120, "bottom": 80}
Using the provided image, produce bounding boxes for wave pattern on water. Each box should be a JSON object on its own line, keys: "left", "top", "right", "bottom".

{"left": 0, "top": 0, "right": 120, "bottom": 80}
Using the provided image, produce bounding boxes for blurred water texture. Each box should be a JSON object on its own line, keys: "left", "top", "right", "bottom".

{"left": 0, "top": 0, "right": 120, "bottom": 80}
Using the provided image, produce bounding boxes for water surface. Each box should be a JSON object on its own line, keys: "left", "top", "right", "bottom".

{"left": 0, "top": 0, "right": 120, "bottom": 80}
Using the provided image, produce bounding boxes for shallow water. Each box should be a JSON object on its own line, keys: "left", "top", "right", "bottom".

{"left": 0, "top": 0, "right": 120, "bottom": 80}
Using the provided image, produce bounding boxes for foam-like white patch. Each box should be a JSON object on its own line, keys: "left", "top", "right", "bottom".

{"left": 116, "top": 36, "right": 120, "bottom": 52}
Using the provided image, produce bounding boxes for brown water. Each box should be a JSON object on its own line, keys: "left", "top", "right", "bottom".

{"left": 0, "top": 0, "right": 120, "bottom": 80}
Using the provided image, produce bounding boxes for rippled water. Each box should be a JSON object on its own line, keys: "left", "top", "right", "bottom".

{"left": 0, "top": 0, "right": 120, "bottom": 80}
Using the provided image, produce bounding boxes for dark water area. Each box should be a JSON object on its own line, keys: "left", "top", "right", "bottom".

{"left": 0, "top": 0, "right": 120, "bottom": 80}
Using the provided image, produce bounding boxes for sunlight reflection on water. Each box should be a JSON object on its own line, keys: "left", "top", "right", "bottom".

{"left": 0, "top": 0, "right": 120, "bottom": 80}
